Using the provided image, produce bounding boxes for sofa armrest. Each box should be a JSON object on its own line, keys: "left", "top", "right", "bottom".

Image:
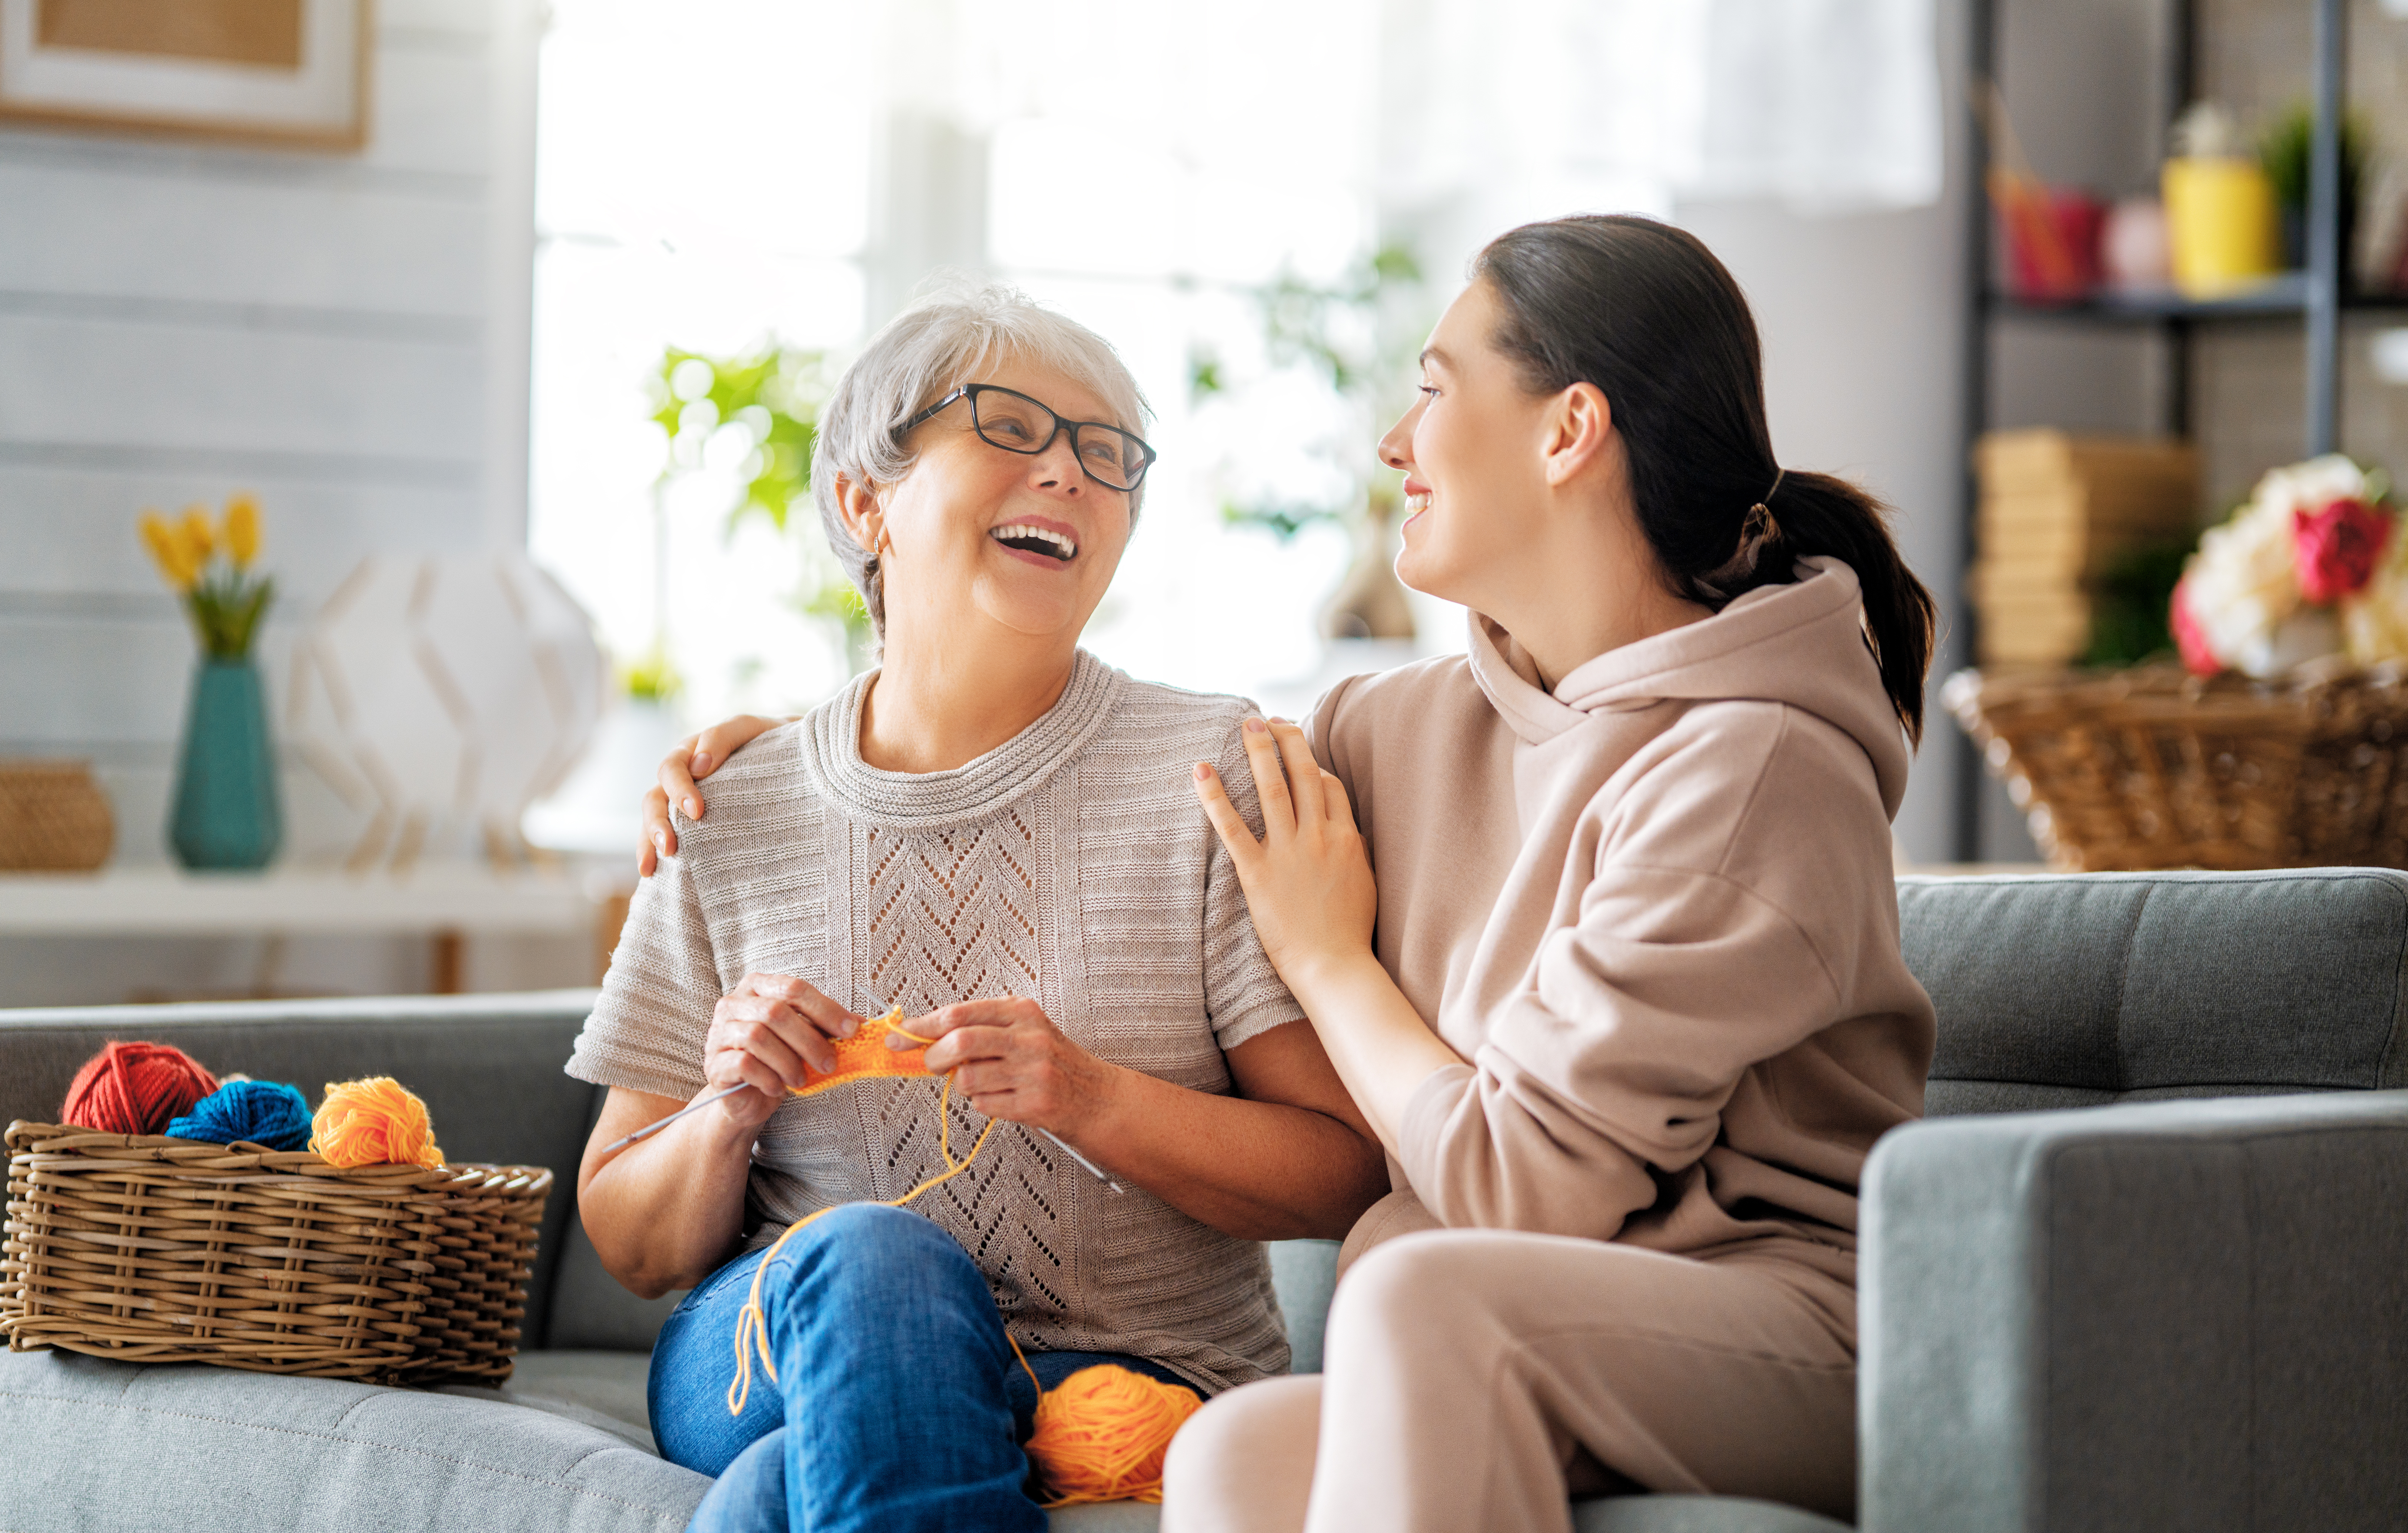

{"left": 1859, "top": 1092, "right": 2408, "bottom": 1533}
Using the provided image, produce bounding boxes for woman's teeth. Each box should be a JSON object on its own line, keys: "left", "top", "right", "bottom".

{"left": 1404, "top": 493, "right": 1431, "bottom": 516}
{"left": 992, "top": 523, "right": 1077, "bottom": 561}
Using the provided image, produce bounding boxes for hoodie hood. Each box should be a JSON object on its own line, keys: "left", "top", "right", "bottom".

{"left": 1466, "top": 556, "right": 1911, "bottom": 817}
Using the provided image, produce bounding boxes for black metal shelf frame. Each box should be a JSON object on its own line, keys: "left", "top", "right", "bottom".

{"left": 1951, "top": 0, "right": 2357, "bottom": 859}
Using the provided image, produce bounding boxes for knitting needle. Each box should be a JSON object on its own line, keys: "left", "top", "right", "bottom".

{"left": 1040, "top": 1128, "right": 1124, "bottom": 1194}
{"left": 596, "top": 1083, "right": 750, "bottom": 1156}
{"left": 601, "top": 1083, "right": 1125, "bottom": 1194}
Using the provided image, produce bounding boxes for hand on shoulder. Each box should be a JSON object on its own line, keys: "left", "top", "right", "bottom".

{"left": 638, "top": 713, "right": 789, "bottom": 875}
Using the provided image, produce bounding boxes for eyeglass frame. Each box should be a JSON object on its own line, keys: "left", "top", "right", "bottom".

{"left": 900, "top": 383, "right": 1158, "bottom": 492}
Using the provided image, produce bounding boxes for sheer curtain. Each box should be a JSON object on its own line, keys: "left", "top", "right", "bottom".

{"left": 1379, "top": 0, "right": 1941, "bottom": 276}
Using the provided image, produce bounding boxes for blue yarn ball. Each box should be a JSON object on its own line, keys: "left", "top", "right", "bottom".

{"left": 166, "top": 1079, "right": 313, "bottom": 1151}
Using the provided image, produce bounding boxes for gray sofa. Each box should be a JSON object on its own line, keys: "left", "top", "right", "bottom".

{"left": 3, "top": 868, "right": 2406, "bottom": 1533}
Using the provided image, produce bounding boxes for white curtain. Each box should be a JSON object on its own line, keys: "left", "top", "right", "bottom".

{"left": 1380, "top": 0, "right": 1942, "bottom": 242}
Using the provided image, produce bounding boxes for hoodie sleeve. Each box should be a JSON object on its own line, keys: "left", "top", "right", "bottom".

{"left": 1392, "top": 707, "right": 1873, "bottom": 1241}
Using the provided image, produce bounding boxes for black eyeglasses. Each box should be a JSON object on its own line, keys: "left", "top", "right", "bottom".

{"left": 902, "top": 383, "right": 1157, "bottom": 493}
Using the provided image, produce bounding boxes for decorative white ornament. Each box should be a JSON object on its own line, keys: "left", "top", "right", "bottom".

{"left": 289, "top": 555, "right": 606, "bottom": 869}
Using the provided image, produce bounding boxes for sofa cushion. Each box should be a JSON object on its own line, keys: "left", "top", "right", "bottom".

{"left": 1576, "top": 1496, "right": 1852, "bottom": 1532}
{"left": 0, "top": 1346, "right": 707, "bottom": 1533}
{"left": 439, "top": 1350, "right": 659, "bottom": 1453}
{"left": 1898, "top": 870, "right": 2408, "bottom": 1116}
{"left": 1035, "top": 1492, "right": 1852, "bottom": 1531}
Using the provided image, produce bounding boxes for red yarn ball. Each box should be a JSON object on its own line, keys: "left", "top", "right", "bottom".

{"left": 61, "top": 1041, "right": 219, "bottom": 1135}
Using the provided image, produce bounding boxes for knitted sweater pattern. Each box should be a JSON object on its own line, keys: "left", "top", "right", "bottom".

{"left": 568, "top": 651, "right": 1298, "bottom": 1392}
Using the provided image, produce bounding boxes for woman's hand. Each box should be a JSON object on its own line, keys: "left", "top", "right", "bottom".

{"left": 638, "top": 714, "right": 787, "bottom": 875}
{"left": 1192, "top": 717, "right": 1377, "bottom": 990}
{"left": 899, "top": 997, "right": 1123, "bottom": 1140}
{"left": 703, "top": 973, "right": 869, "bottom": 1132}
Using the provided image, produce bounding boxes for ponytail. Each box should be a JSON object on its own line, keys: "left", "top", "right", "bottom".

{"left": 1472, "top": 215, "right": 1938, "bottom": 745}
{"left": 1739, "top": 470, "right": 1937, "bottom": 745}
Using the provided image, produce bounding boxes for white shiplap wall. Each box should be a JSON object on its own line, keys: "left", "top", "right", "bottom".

{"left": 0, "top": 1, "right": 562, "bottom": 1003}
{"left": 0, "top": 0, "right": 539, "bottom": 864}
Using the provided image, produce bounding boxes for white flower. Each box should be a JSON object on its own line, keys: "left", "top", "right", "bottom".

{"left": 2182, "top": 496, "right": 2302, "bottom": 674}
{"left": 2250, "top": 453, "right": 2369, "bottom": 522}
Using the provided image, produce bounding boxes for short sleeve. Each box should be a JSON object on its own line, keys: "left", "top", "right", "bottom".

{"left": 565, "top": 837, "right": 724, "bottom": 1101}
{"left": 1200, "top": 720, "right": 1306, "bottom": 1052}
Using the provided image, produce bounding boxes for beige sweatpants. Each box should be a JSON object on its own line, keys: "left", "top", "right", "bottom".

{"left": 1162, "top": 1230, "right": 1858, "bottom": 1533}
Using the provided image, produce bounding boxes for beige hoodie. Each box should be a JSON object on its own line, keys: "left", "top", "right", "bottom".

{"left": 1313, "top": 557, "right": 1934, "bottom": 1298}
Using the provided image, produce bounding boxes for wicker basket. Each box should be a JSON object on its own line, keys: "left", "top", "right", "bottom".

{"left": 1943, "top": 662, "right": 2408, "bottom": 871}
{"left": 0, "top": 760, "right": 114, "bottom": 871}
{"left": 0, "top": 1123, "right": 551, "bottom": 1385}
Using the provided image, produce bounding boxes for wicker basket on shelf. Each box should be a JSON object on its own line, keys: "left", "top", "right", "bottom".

{"left": 0, "top": 1123, "right": 551, "bottom": 1385}
{"left": 1943, "top": 663, "right": 2408, "bottom": 872}
{"left": 0, "top": 760, "right": 114, "bottom": 871}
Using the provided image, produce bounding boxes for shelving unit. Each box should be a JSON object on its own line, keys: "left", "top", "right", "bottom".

{"left": 1953, "top": 0, "right": 2373, "bottom": 859}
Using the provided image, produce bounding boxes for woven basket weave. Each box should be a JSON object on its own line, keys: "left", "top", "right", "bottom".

{"left": 0, "top": 760, "right": 114, "bottom": 871}
{"left": 1943, "top": 663, "right": 2408, "bottom": 872}
{"left": 0, "top": 1123, "right": 551, "bottom": 1384}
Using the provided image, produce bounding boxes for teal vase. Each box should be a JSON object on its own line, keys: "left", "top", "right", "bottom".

{"left": 170, "top": 658, "right": 283, "bottom": 869}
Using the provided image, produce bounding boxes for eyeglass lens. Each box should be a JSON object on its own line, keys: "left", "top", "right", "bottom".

{"left": 969, "top": 388, "right": 1150, "bottom": 489}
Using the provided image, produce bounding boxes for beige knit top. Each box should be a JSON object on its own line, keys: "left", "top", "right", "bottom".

{"left": 566, "top": 651, "right": 1299, "bottom": 1393}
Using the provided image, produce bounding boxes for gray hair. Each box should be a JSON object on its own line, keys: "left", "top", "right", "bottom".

{"left": 813, "top": 280, "right": 1152, "bottom": 636}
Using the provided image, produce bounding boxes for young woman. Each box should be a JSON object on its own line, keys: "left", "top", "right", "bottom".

{"left": 649, "top": 215, "right": 1939, "bottom": 1529}
{"left": 574, "top": 284, "right": 1384, "bottom": 1533}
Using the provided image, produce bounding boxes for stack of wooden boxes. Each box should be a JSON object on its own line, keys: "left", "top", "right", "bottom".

{"left": 1970, "top": 430, "right": 2200, "bottom": 666}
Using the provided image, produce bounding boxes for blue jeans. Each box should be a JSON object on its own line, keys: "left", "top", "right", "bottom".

{"left": 649, "top": 1203, "right": 1198, "bottom": 1533}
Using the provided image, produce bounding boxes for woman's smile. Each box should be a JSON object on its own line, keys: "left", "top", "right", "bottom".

{"left": 990, "top": 515, "right": 1081, "bottom": 568}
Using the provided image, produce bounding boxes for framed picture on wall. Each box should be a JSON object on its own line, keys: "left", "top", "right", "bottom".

{"left": 0, "top": 0, "right": 370, "bottom": 150}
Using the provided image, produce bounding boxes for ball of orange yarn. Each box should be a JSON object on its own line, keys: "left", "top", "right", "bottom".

{"left": 1025, "top": 1364, "right": 1203, "bottom": 1506}
{"left": 309, "top": 1077, "right": 445, "bottom": 1168}
{"left": 61, "top": 1041, "right": 219, "bottom": 1135}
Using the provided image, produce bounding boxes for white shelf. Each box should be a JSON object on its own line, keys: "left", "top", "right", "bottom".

{"left": 0, "top": 865, "right": 603, "bottom": 937}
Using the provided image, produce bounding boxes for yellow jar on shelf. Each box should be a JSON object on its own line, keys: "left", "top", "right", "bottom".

{"left": 2161, "top": 156, "right": 2281, "bottom": 297}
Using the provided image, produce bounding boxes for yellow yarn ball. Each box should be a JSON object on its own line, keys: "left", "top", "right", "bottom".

{"left": 1025, "top": 1363, "right": 1202, "bottom": 1506}
{"left": 310, "top": 1077, "right": 445, "bottom": 1168}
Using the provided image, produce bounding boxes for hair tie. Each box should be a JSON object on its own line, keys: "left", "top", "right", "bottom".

{"left": 1695, "top": 470, "right": 1788, "bottom": 602}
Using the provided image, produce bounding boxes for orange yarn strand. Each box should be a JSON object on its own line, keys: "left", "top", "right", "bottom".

{"left": 726, "top": 1010, "right": 995, "bottom": 1417}
{"left": 310, "top": 1077, "right": 443, "bottom": 1168}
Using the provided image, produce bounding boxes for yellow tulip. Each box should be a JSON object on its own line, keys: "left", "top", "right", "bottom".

{"left": 138, "top": 509, "right": 199, "bottom": 590}
{"left": 223, "top": 493, "right": 262, "bottom": 568}
{"left": 177, "top": 505, "right": 214, "bottom": 578}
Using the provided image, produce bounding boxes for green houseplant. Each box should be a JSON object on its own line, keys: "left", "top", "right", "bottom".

{"left": 644, "top": 340, "right": 868, "bottom": 673}
{"left": 1192, "top": 242, "right": 1427, "bottom": 640}
{"left": 2258, "top": 101, "right": 2372, "bottom": 277}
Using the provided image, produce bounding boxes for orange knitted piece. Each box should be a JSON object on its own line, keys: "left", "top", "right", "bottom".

{"left": 310, "top": 1076, "right": 445, "bottom": 1168}
{"left": 788, "top": 1009, "right": 932, "bottom": 1098}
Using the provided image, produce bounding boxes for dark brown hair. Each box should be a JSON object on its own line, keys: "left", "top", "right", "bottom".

{"left": 1471, "top": 215, "right": 1937, "bottom": 744}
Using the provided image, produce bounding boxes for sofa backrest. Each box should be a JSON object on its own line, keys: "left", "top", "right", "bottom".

{"left": 1898, "top": 869, "right": 2408, "bottom": 1116}
{"left": 0, "top": 991, "right": 602, "bottom": 1349}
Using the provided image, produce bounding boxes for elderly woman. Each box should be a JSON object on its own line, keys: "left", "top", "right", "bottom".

{"left": 568, "top": 284, "right": 1386, "bottom": 1533}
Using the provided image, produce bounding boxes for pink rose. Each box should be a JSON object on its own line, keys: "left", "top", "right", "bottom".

{"left": 2292, "top": 498, "right": 2391, "bottom": 604}
{"left": 2171, "top": 578, "right": 2222, "bottom": 676}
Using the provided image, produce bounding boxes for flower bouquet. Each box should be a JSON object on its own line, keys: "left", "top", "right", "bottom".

{"left": 2171, "top": 455, "right": 2400, "bottom": 678}
{"left": 1947, "top": 453, "right": 2408, "bottom": 871}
